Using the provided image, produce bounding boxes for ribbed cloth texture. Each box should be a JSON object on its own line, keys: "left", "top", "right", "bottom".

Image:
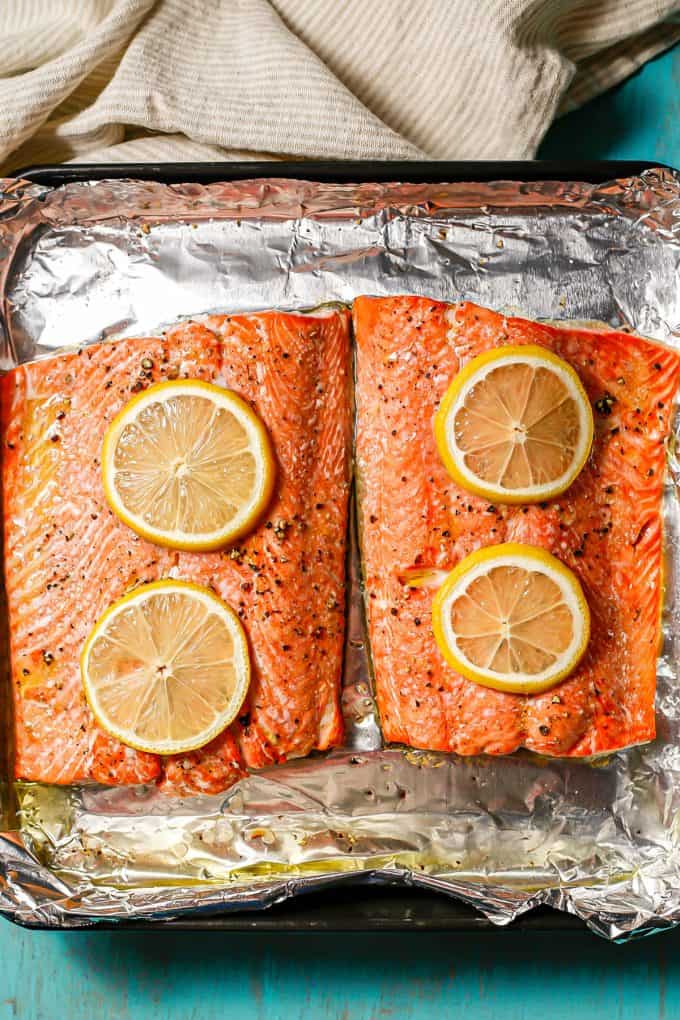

{"left": 0, "top": 0, "right": 678, "bottom": 173}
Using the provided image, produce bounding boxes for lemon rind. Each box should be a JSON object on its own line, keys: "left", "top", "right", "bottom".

{"left": 431, "top": 542, "right": 590, "bottom": 695}
{"left": 434, "top": 345, "right": 594, "bottom": 505}
{"left": 81, "top": 579, "right": 251, "bottom": 755}
{"left": 102, "top": 379, "right": 275, "bottom": 551}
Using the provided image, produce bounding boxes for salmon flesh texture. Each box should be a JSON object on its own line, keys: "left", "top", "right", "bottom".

{"left": 2, "top": 309, "right": 351, "bottom": 792}
{"left": 354, "top": 296, "right": 680, "bottom": 757}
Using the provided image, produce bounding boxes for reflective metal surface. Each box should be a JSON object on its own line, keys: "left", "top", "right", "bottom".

{"left": 1, "top": 169, "right": 679, "bottom": 939}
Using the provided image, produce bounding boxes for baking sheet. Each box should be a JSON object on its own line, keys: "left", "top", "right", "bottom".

{"left": 1, "top": 168, "right": 680, "bottom": 940}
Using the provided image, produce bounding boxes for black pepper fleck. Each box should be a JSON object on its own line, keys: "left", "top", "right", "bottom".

{"left": 594, "top": 393, "right": 616, "bottom": 416}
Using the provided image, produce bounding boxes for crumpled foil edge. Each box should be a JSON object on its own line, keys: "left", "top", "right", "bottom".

{"left": 1, "top": 167, "right": 680, "bottom": 940}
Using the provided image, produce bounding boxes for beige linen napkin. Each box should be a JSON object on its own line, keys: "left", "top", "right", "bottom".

{"left": 0, "top": 0, "right": 678, "bottom": 174}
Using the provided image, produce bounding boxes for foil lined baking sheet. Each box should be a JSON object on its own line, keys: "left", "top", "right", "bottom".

{"left": 1, "top": 168, "right": 680, "bottom": 940}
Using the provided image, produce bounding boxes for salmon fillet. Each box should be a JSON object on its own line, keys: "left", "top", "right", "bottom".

{"left": 354, "top": 296, "right": 680, "bottom": 757}
{"left": 2, "top": 309, "right": 350, "bottom": 791}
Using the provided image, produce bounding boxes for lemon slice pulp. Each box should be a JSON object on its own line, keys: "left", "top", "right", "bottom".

{"left": 102, "top": 380, "right": 275, "bottom": 551}
{"left": 432, "top": 543, "right": 590, "bottom": 694}
{"left": 435, "top": 345, "right": 594, "bottom": 504}
{"left": 81, "top": 580, "right": 250, "bottom": 754}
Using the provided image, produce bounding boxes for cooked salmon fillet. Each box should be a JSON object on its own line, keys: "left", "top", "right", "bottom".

{"left": 354, "top": 296, "right": 680, "bottom": 757}
{"left": 2, "top": 309, "right": 350, "bottom": 792}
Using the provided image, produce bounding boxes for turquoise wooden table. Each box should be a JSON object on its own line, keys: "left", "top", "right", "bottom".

{"left": 2, "top": 41, "right": 679, "bottom": 1020}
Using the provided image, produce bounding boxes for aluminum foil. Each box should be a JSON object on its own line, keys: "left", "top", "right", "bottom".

{"left": 1, "top": 168, "right": 680, "bottom": 941}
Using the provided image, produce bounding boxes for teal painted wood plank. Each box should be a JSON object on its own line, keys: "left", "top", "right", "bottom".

{"left": 2, "top": 38, "right": 680, "bottom": 1020}
{"left": 0, "top": 929, "right": 675, "bottom": 1020}
{"left": 539, "top": 41, "right": 680, "bottom": 164}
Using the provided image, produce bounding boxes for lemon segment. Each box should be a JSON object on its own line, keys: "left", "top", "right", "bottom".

{"left": 81, "top": 580, "right": 250, "bottom": 755}
{"left": 432, "top": 543, "right": 590, "bottom": 694}
{"left": 435, "top": 345, "right": 594, "bottom": 504}
{"left": 102, "top": 380, "right": 275, "bottom": 551}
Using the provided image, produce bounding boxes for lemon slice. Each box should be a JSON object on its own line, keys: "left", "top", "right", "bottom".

{"left": 435, "top": 345, "right": 593, "bottom": 504}
{"left": 102, "top": 380, "right": 275, "bottom": 551}
{"left": 432, "top": 543, "right": 590, "bottom": 694}
{"left": 81, "top": 580, "right": 250, "bottom": 754}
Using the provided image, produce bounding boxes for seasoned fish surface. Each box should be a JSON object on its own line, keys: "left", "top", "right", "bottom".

{"left": 2, "top": 309, "right": 350, "bottom": 791}
{"left": 354, "top": 296, "right": 680, "bottom": 757}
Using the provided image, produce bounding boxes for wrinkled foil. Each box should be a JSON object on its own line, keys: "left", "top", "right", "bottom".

{"left": 1, "top": 168, "right": 680, "bottom": 941}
